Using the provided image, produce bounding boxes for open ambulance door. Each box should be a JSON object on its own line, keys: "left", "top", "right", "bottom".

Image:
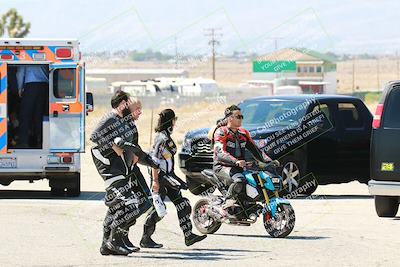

{"left": 49, "top": 63, "right": 85, "bottom": 153}
{"left": 0, "top": 63, "right": 7, "bottom": 154}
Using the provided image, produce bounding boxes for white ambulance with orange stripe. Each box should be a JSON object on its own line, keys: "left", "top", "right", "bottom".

{"left": 0, "top": 39, "right": 93, "bottom": 196}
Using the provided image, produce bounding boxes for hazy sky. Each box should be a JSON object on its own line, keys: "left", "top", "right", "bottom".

{"left": 2, "top": 0, "right": 399, "bottom": 54}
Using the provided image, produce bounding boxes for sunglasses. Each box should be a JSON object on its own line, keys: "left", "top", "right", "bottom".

{"left": 232, "top": 114, "right": 244, "bottom": 120}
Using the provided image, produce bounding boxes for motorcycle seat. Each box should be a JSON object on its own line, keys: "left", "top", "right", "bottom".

{"left": 201, "top": 169, "right": 214, "bottom": 178}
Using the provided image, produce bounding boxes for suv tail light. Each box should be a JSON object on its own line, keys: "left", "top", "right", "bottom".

{"left": 372, "top": 104, "right": 384, "bottom": 129}
{"left": 55, "top": 48, "right": 72, "bottom": 59}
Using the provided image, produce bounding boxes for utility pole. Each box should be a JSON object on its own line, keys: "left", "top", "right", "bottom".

{"left": 396, "top": 50, "right": 399, "bottom": 80}
{"left": 205, "top": 28, "right": 222, "bottom": 80}
{"left": 174, "top": 35, "right": 178, "bottom": 69}
{"left": 263, "top": 37, "right": 283, "bottom": 78}
{"left": 262, "top": 37, "right": 283, "bottom": 51}
{"left": 352, "top": 56, "right": 355, "bottom": 94}
{"left": 377, "top": 57, "right": 380, "bottom": 89}
{"left": 271, "top": 37, "right": 284, "bottom": 51}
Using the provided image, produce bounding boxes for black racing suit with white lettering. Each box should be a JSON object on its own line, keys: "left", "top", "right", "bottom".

{"left": 90, "top": 112, "right": 156, "bottom": 234}
{"left": 213, "top": 126, "right": 270, "bottom": 199}
{"left": 142, "top": 130, "right": 193, "bottom": 239}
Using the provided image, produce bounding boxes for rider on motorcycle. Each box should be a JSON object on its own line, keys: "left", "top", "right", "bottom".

{"left": 213, "top": 105, "right": 273, "bottom": 208}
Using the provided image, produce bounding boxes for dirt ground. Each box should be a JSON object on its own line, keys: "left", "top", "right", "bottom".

{"left": 87, "top": 57, "right": 400, "bottom": 92}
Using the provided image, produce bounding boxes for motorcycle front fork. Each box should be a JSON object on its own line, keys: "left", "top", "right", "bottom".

{"left": 256, "top": 174, "right": 279, "bottom": 205}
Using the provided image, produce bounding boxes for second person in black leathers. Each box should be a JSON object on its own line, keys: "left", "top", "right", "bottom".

{"left": 140, "top": 108, "right": 207, "bottom": 248}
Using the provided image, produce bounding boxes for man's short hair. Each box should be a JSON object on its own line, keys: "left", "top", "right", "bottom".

{"left": 111, "top": 90, "right": 130, "bottom": 108}
{"left": 224, "top": 105, "right": 241, "bottom": 118}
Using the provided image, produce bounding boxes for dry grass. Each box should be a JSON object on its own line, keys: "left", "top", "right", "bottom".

{"left": 86, "top": 100, "right": 226, "bottom": 151}
{"left": 87, "top": 58, "right": 400, "bottom": 92}
{"left": 86, "top": 57, "right": 393, "bottom": 150}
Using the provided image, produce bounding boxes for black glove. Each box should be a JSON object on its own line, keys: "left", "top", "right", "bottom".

{"left": 114, "top": 137, "right": 159, "bottom": 169}
{"left": 171, "top": 173, "right": 188, "bottom": 190}
{"left": 142, "top": 154, "right": 160, "bottom": 169}
{"left": 179, "top": 181, "right": 188, "bottom": 190}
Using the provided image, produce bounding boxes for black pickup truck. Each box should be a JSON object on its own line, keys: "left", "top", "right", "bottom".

{"left": 179, "top": 95, "right": 372, "bottom": 196}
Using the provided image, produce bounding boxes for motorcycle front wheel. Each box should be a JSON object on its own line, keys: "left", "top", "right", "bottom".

{"left": 192, "top": 198, "right": 222, "bottom": 234}
{"left": 263, "top": 203, "right": 295, "bottom": 238}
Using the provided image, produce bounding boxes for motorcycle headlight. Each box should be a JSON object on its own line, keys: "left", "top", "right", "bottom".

{"left": 271, "top": 176, "right": 282, "bottom": 191}
{"left": 271, "top": 177, "right": 281, "bottom": 184}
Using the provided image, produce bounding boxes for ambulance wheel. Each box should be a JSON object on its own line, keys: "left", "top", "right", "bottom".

{"left": 50, "top": 173, "right": 81, "bottom": 197}
{"left": 66, "top": 173, "right": 81, "bottom": 197}
{"left": 50, "top": 187, "right": 65, "bottom": 196}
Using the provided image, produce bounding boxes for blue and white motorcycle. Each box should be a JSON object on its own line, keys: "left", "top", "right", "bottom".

{"left": 192, "top": 161, "right": 295, "bottom": 238}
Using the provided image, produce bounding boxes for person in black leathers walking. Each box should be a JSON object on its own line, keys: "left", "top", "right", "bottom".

{"left": 91, "top": 91, "right": 158, "bottom": 256}
{"left": 140, "top": 109, "right": 207, "bottom": 248}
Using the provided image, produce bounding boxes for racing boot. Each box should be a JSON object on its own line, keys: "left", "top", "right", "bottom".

{"left": 222, "top": 181, "right": 243, "bottom": 210}
{"left": 222, "top": 198, "right": 237, "bottom": 209}
{"left": 105, "top": 227, "right": 133, "bottom": 255}
{"left": 120, "top": 227, "right": 140, "bottom": 252}
{"left": 140, "top": 224, "right": 163, "bottom": 248}
{"left": 100, "top": 229, "right": 116, "bottom": 256}
{"left": 184, "top": 232, "right": 207, "bottom": 246}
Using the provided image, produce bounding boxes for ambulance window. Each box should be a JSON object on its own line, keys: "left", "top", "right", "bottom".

{"left": 53, "top": 69, "right": 76, "bottom": 99}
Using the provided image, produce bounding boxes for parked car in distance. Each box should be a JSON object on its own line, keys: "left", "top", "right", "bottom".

{"left": 179, "top": 95, "right": 372, "bottom": 197}
{"left": 369, "top": 81, "right": 400, "bottom": 217}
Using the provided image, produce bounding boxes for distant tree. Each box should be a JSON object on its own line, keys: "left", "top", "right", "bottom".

{"left": 130, "top": 49, "right": 173, "bottom": 61}
{"left": 325, "top": 51, "right": 340, "bottom": 60}
{"left": 1, "top": 8, "right": 31, "bottom": 38}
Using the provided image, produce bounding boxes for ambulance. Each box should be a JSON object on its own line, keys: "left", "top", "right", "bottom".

{"left": 0, "top": 38, "right": 93, "bottom": 196}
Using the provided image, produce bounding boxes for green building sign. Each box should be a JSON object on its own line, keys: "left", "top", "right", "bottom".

{"left": 253, "top": 61, "right": 297, "bottom": 73}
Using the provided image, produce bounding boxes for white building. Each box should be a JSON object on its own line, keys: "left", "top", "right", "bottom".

{"left": 252, "top": 48, "right": 337, "bottom": 94}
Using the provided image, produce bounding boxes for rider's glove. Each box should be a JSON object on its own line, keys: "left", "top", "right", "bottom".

{"left": 270, "top": 160, "right": 280, "bottom": 168}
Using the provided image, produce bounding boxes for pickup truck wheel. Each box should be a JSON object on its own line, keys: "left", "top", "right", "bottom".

{"left": 375, "top": 196, "right": 399, "bottom": 217}
{"left": 280, "top": 156, "right": 302, "bottom": 196}
{"left": 280, "top": 155, "right": 316, "bottom": 197}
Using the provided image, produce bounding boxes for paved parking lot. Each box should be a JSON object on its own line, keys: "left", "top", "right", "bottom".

{"left": 0, "top": 152, "right": 399, "bottom": 267}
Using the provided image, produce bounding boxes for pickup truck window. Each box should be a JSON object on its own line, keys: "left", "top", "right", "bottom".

{"left": 240, "top": 100, "right": 307, "bottom": 127}
{"left": 383, "top": 87, "right": 400, "bottom": 128}
{"left": 338, "top": 103, "right": 363, "bottom": 129}
{"left": 311, "top": 103, "right": 334, "bottom": 130}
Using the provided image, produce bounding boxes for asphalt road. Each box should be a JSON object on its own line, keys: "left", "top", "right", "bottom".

{"left": 0, "top": 152, "right": 399, "bottom": 267}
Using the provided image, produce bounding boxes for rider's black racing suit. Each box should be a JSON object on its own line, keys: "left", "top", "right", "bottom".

{"left": 141, "top": 130, "right": 204, "bottom": 246}
{"left": 91, "top": 112, "right": 158, "bottom": 253}
{"left": 213, "top": 126, "right": 271, "bottom": 200}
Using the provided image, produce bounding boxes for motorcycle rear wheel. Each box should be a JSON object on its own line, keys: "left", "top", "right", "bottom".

{"left": 193, "top": 198, "right": 222, "bottom": 234}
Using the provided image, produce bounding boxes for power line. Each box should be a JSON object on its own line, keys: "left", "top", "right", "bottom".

{"left": 204, "top": 27, "right": 222, "bottom": 80}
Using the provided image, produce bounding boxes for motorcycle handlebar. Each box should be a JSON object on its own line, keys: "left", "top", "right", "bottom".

{"left": 244, "top": 160, "right": 280, "bottom": 171}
